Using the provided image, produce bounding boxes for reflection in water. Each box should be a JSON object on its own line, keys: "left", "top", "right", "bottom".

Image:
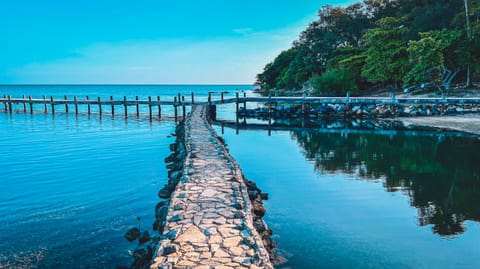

{"left": 292, "top": 130, "right": 480, "bottom": 236}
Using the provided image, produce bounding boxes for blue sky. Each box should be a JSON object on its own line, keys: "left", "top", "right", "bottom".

{"left": 0, "top": 0, "right": 356, "bottom": 84}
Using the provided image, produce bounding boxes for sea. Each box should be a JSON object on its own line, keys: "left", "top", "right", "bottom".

{"left": 0, "top": 85, "right": 479, "bottom": 269}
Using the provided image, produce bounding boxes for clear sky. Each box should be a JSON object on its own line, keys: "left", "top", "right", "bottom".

{"left": 0, "top": 0, "right": 356, "bottom": 84}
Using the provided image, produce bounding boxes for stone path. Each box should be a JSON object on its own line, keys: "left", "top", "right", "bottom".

{"left": 151, "top": 106, "right": 273, "bottom": 269}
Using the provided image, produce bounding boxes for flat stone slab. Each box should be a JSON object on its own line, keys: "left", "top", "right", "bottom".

{"left": 151, "top": 106, "right": 273, "bottom": 269}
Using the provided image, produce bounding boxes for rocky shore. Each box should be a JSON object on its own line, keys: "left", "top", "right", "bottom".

{"left": 239, "top": 103, "right": 480, "bottom": 119}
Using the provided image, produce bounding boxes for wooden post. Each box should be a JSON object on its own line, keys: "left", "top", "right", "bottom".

{"left": 50, "top": 96, "right": 55, "bottom": 115}
{"left": 22, "top": 95, "right": 27, "bottom": 113}
{"left": 74, "top": 96, "right": 78, "bottom": 115}
{"left": 110, "top": 96, "right": 114, "bottom": 116}
{"left": 98, "top": 96, "right": 102, "bottom": 116}
{"left": 43, "top": 95, "right": 47, "bottom": 113}
{"left": 243, "top": 92, "right": 247, "bottom": 109}
{"left": 391, "top": 92, "right": 396, "bottom": 117}
{"left": 208, "top": 92, "right": 212, "bottom": 105}
{"left": 178, "top": 93, "right": 181, "bottom": 104}
{"left": 8, "top": 96, "right": 12, "bottom": 113}
{"left": 157, "top": 96, "right": 161, "bottom": 118}
{"left": 268, "top": 99, "right": 272, "bottom": 126}
{"left": 63, "top": 95, "right": 68, "bottom": 113}
{"left": 136, "top": 96, "right": 139, "bottom": 116}
{"left": 182, "top": 96, "right": 185, "bottom": 102}
{"left": 29, "top": 96, "right": 33, "bottom": 114}
{"left": 191, "top": 92, "right": 195, "bottom": 104}
{"left": 236, "top": 92, "right": 239, "bottom": 124}
{"left": 3, "top": 94, "right": 7, "bottom": 112}
{"left": 174, "top": 96, "right": 178, "bottom": 122}
{"left": 148, "top": 96, "right": 152, "bottom": 121}
{"left": 302, "top": 103, "right": 306, "bottom": 117}
{"left": 346, "top": 92, "right": 350, "bottom": 118}
{"left": 182, "top": 103, "right": 186, "bottom": 119}
{"left": 86, "top": 96, "right": 91, "bottom": 115}
{"left": 221, "top": 92, "right": 224, "bottom": 103}
{"left": 124, "top": 96, "right": 128, "bottom": 118}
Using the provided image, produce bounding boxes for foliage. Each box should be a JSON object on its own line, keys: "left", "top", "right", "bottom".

{"left": 405, "top": 30, "right": 462, "bottom": 86}
{"left": 361, "top": 17, "right": 410, "bottom": 88}
{"left": 256, "top": 0, "right": 479, "bottom": 95}
{"left": 312, "top": 68, "right": 358, "bottom": 96}
{"left": 255, "top": 48, "right": 297, "bottom": 91}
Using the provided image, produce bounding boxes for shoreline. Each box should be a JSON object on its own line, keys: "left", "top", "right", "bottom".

{"left": 393, "top": 114, "right": 480, "bottom": 136}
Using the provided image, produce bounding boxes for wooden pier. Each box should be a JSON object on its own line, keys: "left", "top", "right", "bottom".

{"left": 1, "top": 94, "right": 196, "bottom": 121}
{"left": 3, "top": 92, "right": 480, "bottom": 121}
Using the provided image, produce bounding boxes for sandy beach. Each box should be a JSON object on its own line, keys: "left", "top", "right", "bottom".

{"left": 396, "top": 114, "right": 480, "bottom": 135}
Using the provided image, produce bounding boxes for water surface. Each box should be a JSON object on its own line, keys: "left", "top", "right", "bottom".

{"left": 215, "top": 123, "right": 480, "bottom": 269}
{"left": 0, "top": 85, "right": 251, "bottom": 268}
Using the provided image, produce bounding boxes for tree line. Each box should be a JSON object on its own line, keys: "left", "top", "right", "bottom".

{"left": 256, "top": 0, "right": 480, "bottom": 96}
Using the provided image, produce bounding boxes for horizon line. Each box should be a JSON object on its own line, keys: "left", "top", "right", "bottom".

{"left": 0, "top": 83, "right": 256, "bottom": 86}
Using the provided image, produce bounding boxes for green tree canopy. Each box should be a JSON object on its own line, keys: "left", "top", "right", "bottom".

{"left": 361, "top": 17, "right": 410, "bottom": 88}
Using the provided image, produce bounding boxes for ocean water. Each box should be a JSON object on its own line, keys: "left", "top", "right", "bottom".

{"left": 0, "top": 85, "right": 252, "bottom": 268}
{"left": 1, "top": 85, "right": 479, "bottom": 268}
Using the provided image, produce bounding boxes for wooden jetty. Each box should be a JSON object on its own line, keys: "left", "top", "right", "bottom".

{"left": 3, "top": 92, "right": 480, "bottom": 121}
{"left": 0, "top": 94, "right": 196, "bottom": 121}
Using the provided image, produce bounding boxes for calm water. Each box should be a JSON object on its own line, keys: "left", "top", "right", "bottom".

{"left": 215, "top": 125, "right": 480, "bottom": 269}
{"left": 0, "top": 85, "right": 251, "bottom": 268}
{"left": 1, "top": 85, "right": 479, "bottom": 268}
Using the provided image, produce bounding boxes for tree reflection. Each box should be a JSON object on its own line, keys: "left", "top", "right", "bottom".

{"left": 292, "top": 130, "right": 480, "bottom": 236}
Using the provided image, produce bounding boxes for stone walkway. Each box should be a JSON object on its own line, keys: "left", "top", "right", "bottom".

{"left": 151, "top": 106, "right": 273, "bottom": 269}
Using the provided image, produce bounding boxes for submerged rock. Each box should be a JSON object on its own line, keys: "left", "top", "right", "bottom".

{"left": 125, "top": 227, "right": 141, "bottom": 242}
{"left": 138, "top": 231, "right": 151, "bottom": 244}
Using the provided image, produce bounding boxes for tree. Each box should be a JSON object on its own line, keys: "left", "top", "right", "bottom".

{"left": 464, "top": 0, "right": 473, "bottom": 87}
{"left": 255, "top": 48, "right": 297, "bottom": 91}
{"left": 312, "top": 68, "right": 358, "bottom": 96}
{"left": 361, "top": 17, "right": 410, "bottom": 88}
{"left": 405, "top": 30, "right": 462, "bottom": 90}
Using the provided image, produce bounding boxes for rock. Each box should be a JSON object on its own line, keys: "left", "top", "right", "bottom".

{"left": 232, "top": 201, "right": 243, "bottom": 209}
{"left": 139, "top": 231, "right": 150, "bottom": 244}
{"left": 252, "top": 202, "right": 266, "bottom": 217}
{"left": 162, "top": 244, "right": 177, "bottom": 255}
{"left": 155, "top": 206, "right": 168, "bottom": 220}
{"left": 260, "top": 193, "right": 269, "bottom": 200}
{"left": 176, "top": 225, "right": 207, "bottom": 243}
{"left": 157, "top": 188, "right": 172, "bottom": 199}
{"left": 164, "top": 153, "right": 177, "bottom": 163}
{"left": 248, "top": 190, "right": 259, "bottom": 200}
{"left": 152, "top": 219, "right": 164, "bottom": 231}
{"left": 168, "top": 170, "right": 183, "bottom": 179}
{"left": 253, "top": 220, "right": 266, "bottom": 233}
{"left": 124, "top": 227, "right": 140, "bottom": 242}
{"left": 132, "top": 245, "right": 153, "bottom": 268}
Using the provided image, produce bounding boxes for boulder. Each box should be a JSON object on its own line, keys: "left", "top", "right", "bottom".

{"left": 138, "top": 231, "right": 150, "bottom": 244}
{"left": 124, "top": 227, "right": 140, "bottom": 242}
